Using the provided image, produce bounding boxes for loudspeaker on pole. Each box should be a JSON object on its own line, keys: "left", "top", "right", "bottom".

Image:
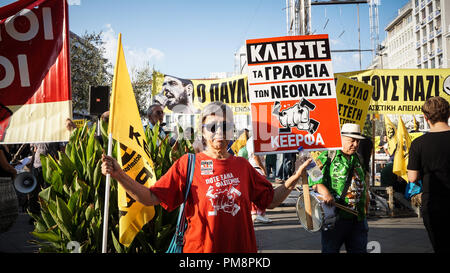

{"left": 89, "top": 86, "right": 110, "bottom": 116}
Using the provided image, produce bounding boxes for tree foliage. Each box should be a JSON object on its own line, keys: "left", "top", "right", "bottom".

{"left": 130, "top": 63, "right": 153, "bottom": 116}
{"left": 70, "top": 31, "right": 112, "bottom": 114}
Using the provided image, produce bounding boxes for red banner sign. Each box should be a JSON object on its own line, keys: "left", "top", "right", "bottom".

{"left": 0, "top": 0, "right": 71, "bottom": 143}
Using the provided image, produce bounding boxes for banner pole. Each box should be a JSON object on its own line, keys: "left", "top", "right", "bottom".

{"left": 101, "top": 132, "right": 113, "bottom": 253}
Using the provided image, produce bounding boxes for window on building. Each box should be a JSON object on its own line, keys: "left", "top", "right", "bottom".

{"left": 436, "top": 17, "right": 441, "bottom": 29}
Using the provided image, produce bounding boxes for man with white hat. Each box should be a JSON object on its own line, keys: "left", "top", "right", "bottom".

{"left": 308, "top": 123, "right": 370, "bottom": 253}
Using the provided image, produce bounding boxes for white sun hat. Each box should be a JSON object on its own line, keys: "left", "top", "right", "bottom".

{"left": 340, "top": 123, "right": 366, "bottom": 140}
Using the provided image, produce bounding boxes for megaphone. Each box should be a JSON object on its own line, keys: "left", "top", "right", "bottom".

{"left": 13, "top": 172, "right": 37, "bottom": 194}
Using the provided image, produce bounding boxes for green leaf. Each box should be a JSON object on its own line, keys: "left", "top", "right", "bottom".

{"left": 56, "top": 197, "right": 73, "bottom": 228}
{"left": 74, "top": 177, "right": 90, "bottom": 204}
{"left": 93, "top": 160, "right": 102, "bottom": 190}
{"left": 86, "top": 123, "right": 96, "bottom": 162}
{"left": 39, "top": 187, "right": 52, "bottom": 202}
{"left": 67, "top": 190, "right": 81, "bottom": 214}
{"left": 40, "top": 155, "right": 51, "bottom": 184}
{"left": 50, "top": 170, "right": 63, "bottom": 195}
{"left": 111, "top": 231, "right": 123, "bottom": 253}
{"left": 79, "top": 121, "right": 88, "bottom": 140}
{"left": 86, "top": 156, "right": 95, "bottom": 183}
{"left": 58, "top": 152, "right": 76, "bottom": 185}
{"left": 48, "top": 202, "right": 71, "bottom": 240}
{"left": 74, "top": 143, "right": 86, "bottom": 176}
{"left": 31, "top": 231, "right": 60, "bottom": 243}
{"left": 85, "top": 204, "right": 95, "bottom": 222}
{"left": 39, "top": 209, "right": 56, "bottom": 229}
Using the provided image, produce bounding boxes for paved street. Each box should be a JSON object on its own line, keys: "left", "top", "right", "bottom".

{"left": 254, "top": 206, "right": 433, "bottom": 253}
{"left": 0, "top": 212, "right": 39, "bottom": 253}
{"left": 0, "top": 191, "right": 433, "bottom": 253}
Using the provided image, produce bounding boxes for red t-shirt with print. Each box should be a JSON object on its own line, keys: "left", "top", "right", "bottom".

{"left": 150, "top": 152, "right": 274, "bottom": 253}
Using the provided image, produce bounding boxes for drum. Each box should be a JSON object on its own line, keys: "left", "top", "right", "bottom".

{"left": 0, "top": 177, "right": 19, "bottom": 233}
{"left": 296, "top": 191, "right": 336, "bottom": 232}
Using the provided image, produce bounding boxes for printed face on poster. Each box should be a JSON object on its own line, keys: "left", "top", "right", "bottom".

{"left": 152, "top": 73, "right": 250, "bottom": 115}
{"left": 246, "top": 35, "right": 342, "bottom": 154}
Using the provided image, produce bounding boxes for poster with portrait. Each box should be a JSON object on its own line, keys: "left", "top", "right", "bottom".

{"left": 245, "top": 34, "right": 342, "bottom": 154}
{"left": 151, "top": 73, "right": 250, "bottom": 115}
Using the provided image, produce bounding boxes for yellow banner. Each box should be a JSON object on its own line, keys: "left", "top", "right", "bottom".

{"left": 109, "top": 34, "right": 156, "bottom": 246}
{"left": 152, "top": 73, "right": 250, "bottom": 115}
{"left": 336, "top": 69, "right": 450, "bottom": 114}
{"left": 335, "top": 76, "right": 374, "bottom": 128}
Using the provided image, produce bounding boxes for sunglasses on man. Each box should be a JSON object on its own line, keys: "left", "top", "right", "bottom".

{"left": 202, "top": 121, "right": 234, "bottom": 134}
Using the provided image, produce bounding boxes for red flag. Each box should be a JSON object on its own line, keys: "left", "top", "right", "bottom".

{"left": 0, "top": 0, "right": 71, "bottom": 143}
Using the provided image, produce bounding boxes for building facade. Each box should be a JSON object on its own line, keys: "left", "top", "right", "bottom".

{"left": 413, "top": 0, "right": 449, "bottom": 69}
{"left": 372, "top": 0, "right": 450, "bottom": 69}
{"left": 384, "top": 1, "right": 415, "bottom": 69}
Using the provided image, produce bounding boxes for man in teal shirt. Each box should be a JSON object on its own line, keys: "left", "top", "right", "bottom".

{"left": 309, "top": 123, "right": 370, "bottom": 253}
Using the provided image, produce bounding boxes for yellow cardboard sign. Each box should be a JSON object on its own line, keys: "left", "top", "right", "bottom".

{"left": 73, "top": 119, "right": 86, "bottom": 128}
{"left": 335, "top": 76, "right": 374, "bottom": 128}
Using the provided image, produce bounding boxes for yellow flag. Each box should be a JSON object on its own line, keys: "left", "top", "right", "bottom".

{"left": 393, "top": 116, "right": 411, "bottom": 182}
{"left": 384, "top": 115, "right": 397, "bottom": 155}
{"left": 109, "top": 33, "right": 156, "bottom": 246}
{"left": 230, "top": 131, "right": 248, "bottom": 155}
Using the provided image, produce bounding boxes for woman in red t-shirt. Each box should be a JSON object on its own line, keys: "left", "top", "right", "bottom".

{"left": 102, "top": 101, "right": 311, "bottom": 253}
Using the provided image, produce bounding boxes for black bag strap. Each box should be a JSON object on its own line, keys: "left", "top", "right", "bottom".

{"left": 337, "top": 164, "right": 354, "bottom": 204}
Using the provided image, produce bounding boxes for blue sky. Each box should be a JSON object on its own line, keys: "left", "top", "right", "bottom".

{"left": 3, "top": 0, "right": 410, "bottom": 78}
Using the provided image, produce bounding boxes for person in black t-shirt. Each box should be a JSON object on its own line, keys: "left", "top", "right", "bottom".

{"left": 407, "top": 96, "right": 450, "bottom": 253}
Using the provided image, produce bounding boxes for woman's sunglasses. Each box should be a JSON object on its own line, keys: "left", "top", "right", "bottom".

{"left": 203, "top": 121, "right": 233, "bottom": 134}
